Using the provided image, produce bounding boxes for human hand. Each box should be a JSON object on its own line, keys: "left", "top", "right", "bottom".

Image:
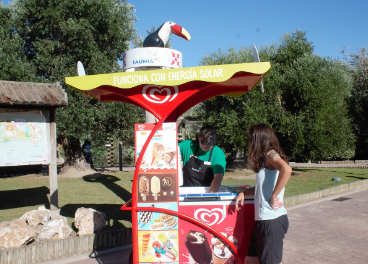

{"left": 235, "top": 192, "right": 245, "bottom": 211}
{"left": 270, "top": 196, "right": 284, "bottom": 210}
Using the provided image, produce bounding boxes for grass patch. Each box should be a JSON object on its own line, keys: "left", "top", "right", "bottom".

{"left": 285, "top": 167, "right": 368, "bottom": 197}
{"left": 1, "top": 168, "right": 367, "bottom": 231}
{"left": 0, "top": 171, "right": 135, "bottom": 230}
{"left": 222, "top": 167, "right": 368, "bottom": 197}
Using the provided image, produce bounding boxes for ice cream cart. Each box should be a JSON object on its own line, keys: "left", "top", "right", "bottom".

{"left": 65, "top": 46, "right": 270, "bottom": 263}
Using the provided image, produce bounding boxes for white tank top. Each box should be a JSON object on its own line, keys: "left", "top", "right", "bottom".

{"left": 254, "top": 165, "right": 287, "bottom": 220}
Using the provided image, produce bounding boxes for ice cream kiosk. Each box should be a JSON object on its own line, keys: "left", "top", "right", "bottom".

{"left": 65, "top": 21, "right": 270, "bottom": 264}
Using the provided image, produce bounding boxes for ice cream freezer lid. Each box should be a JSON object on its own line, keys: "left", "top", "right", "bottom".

{"left": 179, "top": 185, "right": 254, "bottom": 201}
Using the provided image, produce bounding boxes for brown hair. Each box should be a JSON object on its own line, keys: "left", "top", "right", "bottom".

{"left": 197, "top": 125, "right": 216, "bottom": 142}
{"left": 247, "top": 123, "right": 289, "bottom": 172}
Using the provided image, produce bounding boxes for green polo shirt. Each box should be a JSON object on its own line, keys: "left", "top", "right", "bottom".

{"left": 178, "top": 140, "right": 226, "bottom": 175}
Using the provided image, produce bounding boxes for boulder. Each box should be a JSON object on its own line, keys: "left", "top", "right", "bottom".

{"left": 20, "top": 206, "right": 51, "bottom": 227}
{"left": 37, "top": 216, "right": 72, "bottom": 241}
{"left": 74, "top": 207, "right": 106, "bottom": 236}
{"left": 0, "top": 219, "right": 35, "bottom": 250}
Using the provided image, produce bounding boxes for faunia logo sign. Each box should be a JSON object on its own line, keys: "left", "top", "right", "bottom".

{"left": 194, "top": 208, "right": 225, "bottom": 226}
{"left": 142, "top": 84, "right": 178, "bottom": 104}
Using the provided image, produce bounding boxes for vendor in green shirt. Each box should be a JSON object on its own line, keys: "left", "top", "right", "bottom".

{"left": 179, "top": 125, "right": 226, "bottom": 192}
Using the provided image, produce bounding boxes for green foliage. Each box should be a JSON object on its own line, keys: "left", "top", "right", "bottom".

{"left": 197, "top": 30, "right": 355, "bottom": 161}
{"left": 279, "top": 55, "right": 355, "bottom": 160}
{"left": 12, "top": 0, "right": 137, "bottom": 80}
{"left": 0, "top": 3, "right": 38, "bottom": 81}
{"left": 346, "top": 48, "right": 368, "bottom": 159}
{"left": 1, "top": 0, "right": 144, "bottom": 163}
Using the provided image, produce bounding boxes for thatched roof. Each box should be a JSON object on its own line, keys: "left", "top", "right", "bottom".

{"left": 0, "top": 80, "right": 67, "bottom": 107}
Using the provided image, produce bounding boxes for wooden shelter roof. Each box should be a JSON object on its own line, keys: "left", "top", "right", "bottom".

{"left": 0, "top": 80, "right": 68, "bottom": 107}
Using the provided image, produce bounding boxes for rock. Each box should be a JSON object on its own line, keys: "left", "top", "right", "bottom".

{"left": 0, "top": 207, "right": 73, "bottom": 249}
{"left": 20, "top": 206, "right": 51, "bottom": 227}
{"left": 74, "top": 207, "right": 106, "bottom": 236}
{"left": 0, "top": 219, "right": 35, "bottom": 250}
{"left": 37, "top": 216, "right": 72, "bottom": 241}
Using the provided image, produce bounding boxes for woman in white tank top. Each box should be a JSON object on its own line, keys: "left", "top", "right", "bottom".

{"left": 235, "top": 124, "right": 292, "bottom": 264}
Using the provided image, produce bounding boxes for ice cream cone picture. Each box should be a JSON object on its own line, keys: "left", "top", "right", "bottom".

{"left": 151, "top": 176, "right": 161, "bottom": 200}
{"left": 211, "top": 233, "right": 238, "bottom": 264}
{"left": 139, "top": 176, "right": 149, "bottom": 201}
{"left": 151, "top": 143, "right": 165, "bottom": 165}
{"left": 141, "top": 232, "right": 151, "bottom": 258}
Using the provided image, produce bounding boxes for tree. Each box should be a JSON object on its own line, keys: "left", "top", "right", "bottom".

{"left": 198, "top": 45, "right": 284, "bottom": 155}
{"left": 0, "top": 3, "right": 37, "bottom": 81}
{"left": 279, "top": 55, "right": 355, "bottom": 161}
{"left": 343, "top": 48, "right": 368, "bottom": 159}
{"left": 4, "top": 0, "right": 144, "bottom": 171}
{"left": 197, "top": 30, "right": 355, "bottom": 161}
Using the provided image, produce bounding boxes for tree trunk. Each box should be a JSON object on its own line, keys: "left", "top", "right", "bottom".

{"left": 57, "top": 133, "right": 91, "bottom": 172}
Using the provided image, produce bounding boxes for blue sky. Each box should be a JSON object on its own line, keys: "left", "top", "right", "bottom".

{"left": 3, "top": 0, "right": 368, "bottom": 68}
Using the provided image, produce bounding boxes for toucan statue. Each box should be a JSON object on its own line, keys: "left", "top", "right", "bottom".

{"left": 143, "top": 21, "right": 191, "bottom": 48}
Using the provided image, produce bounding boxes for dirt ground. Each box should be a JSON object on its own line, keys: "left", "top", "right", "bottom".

{"left": 0, "top": 167, "right": 106, "bottom": 179}
{"left": 57, "top": 167, "right": 101, "bottom": 178}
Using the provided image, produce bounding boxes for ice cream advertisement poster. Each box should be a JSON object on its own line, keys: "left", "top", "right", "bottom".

{"left": 138, "top": 172, "right": 178, "bottom": 203}
{"left": 181, "top": 229, "right": 238, "bottom": 264}
{"left": 135, "top": 123, "right": 177, "bottom": 171}
{"left": 138, "top": 202, "right": 178, "bottom": 231}
{"left": 0, "top": 112, "right": 49, "bottom": 165}
{"left": 138, "top": 230, "right": 179, "bottom": 263}
{"left": 178, "top": 203, "right": 256, "bottom": 264}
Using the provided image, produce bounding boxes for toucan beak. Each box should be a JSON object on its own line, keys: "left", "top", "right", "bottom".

{"left": 171, "top": 24, "right": 191, "bottom": 41}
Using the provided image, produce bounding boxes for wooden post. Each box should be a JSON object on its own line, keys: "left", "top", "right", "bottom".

{"left": 110, "top": 139, "right": 114, "bottom": 167}
{"left": 119, "top": 142, "right": 122, "bottom": 171}
{"left": 106, "top": 137, "right": 110, "bottom": 166}
{"left": 49, "top": 108, "right": 58, "bottom": 211}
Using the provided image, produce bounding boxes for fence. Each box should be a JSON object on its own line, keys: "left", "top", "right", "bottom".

{"left": 92, "top": 140, "right": 135, "bottom": 168}
{"left": 0, "top": 228, "right": 132, "bottom": 264}
{"left": 319, "top": 160, "right": 368, "bottom": 164}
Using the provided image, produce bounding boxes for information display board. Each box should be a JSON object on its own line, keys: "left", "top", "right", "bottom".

{"left": 0, "top": 111, "right": 50, "bottom": 166}
{"left": 135, "top": 123, "right": 180, "bottom": 263}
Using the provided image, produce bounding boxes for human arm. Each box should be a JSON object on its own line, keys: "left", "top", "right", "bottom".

{"left": 209, "top": 173, "right": 224, "bottom": 193}
{"left": 178, "top": 140, "right": 185, "bottom": 159}
{"left": 235, "top": 187, "right": 255, "bottom": 211}
{"left": 208, "top": 146, "right": 227, "bottom": 192}
{"left": 265, "top": 150, "right": 292, "bottom": 209}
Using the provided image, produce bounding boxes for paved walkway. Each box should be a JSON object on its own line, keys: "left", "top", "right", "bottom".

{"left": 41, "top": 188, "right": 368, "bottom": 264}
{"left": 283, "top": 188, "right": 368, "bottom": 264}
